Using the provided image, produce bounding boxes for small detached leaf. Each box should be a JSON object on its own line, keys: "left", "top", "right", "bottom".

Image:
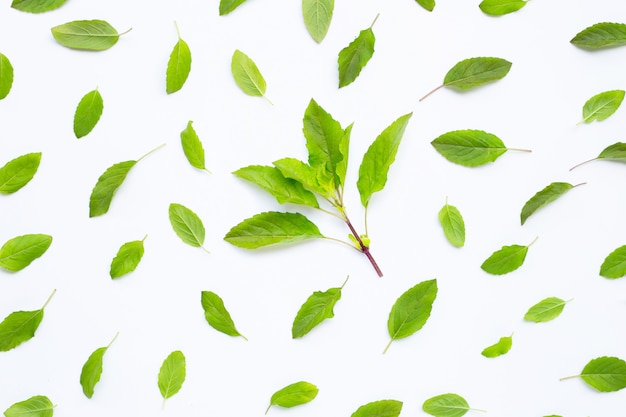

{"left": 201, "top": 291, "right": 247, "bottom": 340}
{"left": 338, "top": 14, "right": 378, "bottom": 88}
{"left": 219, "top": 0, "right": 247, "bottom": 15}
{"left": 292, "top": 276, "right": 348, "bottom": 338}
{"left": 0, "top": 153, "right": 42, "bottom": 195}
{"left": 423, "top": 393, "right": 485, "bottom": 417}
{"left": 571, "top": 22, "right": 626, "bottom": 49}
{"left": 80, "top": 332, "right": 118, "bottom": 398}
{"left": 158, "top": 350, "right": 186, "bottom": 407}
{"left": 520, "top": 182, "right": 581, "bottom": 225}
{"left": 181, "top": 121, "right": 210, "bottom": 173}
{"left": 600, "top": 245, "right": 626, "bottom": 279}
{"left": 351, "top": 399, "right": 403, "bottom": 417}
{"left": 168, "top": 203, "right": 209, "bottom": 252}
{"left": 166, "top": 22, "right": 192, "bottom": 94}
{"left": 524, "top": 297, "right": 570, "bottom": 323}
{"left": 302, "top": 0, "right": 334, "bottom": 43}
{"left": 0, "top": 290, "right": 55, "bottom": 352}
{"left": 385, "top": 279, "right": 438, "bottom": 354}
{"left": 74, "top": 88, "right": 104, "bottom": 138}
{"left": 481, "top": 334, "right": 513, "bottom": 358}
{"left": 0, "top": 53, "right": 14, "bottom": 100}
{"left": 266, "top": 381, "right": 318, "bottom": 414}
{"left": 561, "top": 356, "right": 626, "bottom": 392}
{"left": 481, "top": 237, "right": 537, "bottom": 275}
{"left": 11, "top": 0, "right": 66, "bottom": 13}
{"left": 438, "top": 198, "right": 465, "bottom": 247}
{"left": 570, "top": 142, "right": 626, "bottom": 171}
{"left": 0, "top": 234, "right": 52, "bottom": 272}
{"left": 231, "top": 49, "right": 272, "bottom": 104}
{"left": 109, "top": 236, "right": 146, "bottom": 279}
{"left": 4, "top": 395, "right": 55, "bottom": 417}
{"left": 479, "top": 0, "right": 526, "bottom": 16}
{"left": 579, "top": 90, "right": 625, "bottom": 124}
{"left": 51, "top": 20, "right": 130, "bottom": 51}
{"left": 416, "top": 0, "right": 435, "bottom": 12}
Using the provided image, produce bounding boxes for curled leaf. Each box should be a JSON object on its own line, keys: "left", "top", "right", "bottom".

{"left": 481, "top": 335, "right": 512, "bottom": 358}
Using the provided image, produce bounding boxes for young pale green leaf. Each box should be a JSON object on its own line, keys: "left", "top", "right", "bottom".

{"left": 89, "top": 161, "right": 136, "bottom": 217}
{"left": 385, "top": 279, "right": 438, "bottom": 354}
{"left": 600, "top": 245, "right": 626, "bottom": 279}
{"left": 0, "top": 53, "right": 14, "bottom": 100}
{"left": 571, "top": 22, "right": 626, "bottom": 49}
{"left": 357, "top": 113, "right": 412, "bottom": 207}
{"left": 302, "top": 0, "right": 334, "bottom": 43}
{"left": 219, "top": 0, "right": 247, "bottom": 15}
{"left": 109, "top": 237, "right": 145, "bottom": 279}
{"left": 80, "top": 333, "right": 118, "bottom": 398}
{"left": 524, "top": 297, "right": 569, "bottom": 323}
{"left": 4, "top": 395, "right": 54, "bottom": 417}
{"left": 51, "top": 20, "right": 129, "bottom": 51}
{"left": 580, "top": 90, "right": 625, "bottom": 124}
{"left": 431, "top": 129, "right": 512, "bottom": 167}
{"left": 0, "top": 234, "right": 52, "bottom": 272}
{"left": 11, "top": 0, "right": 66, "bottom": 13}
{"left": 570, "top": 142, "right": 626, "bottom": 170}
{"left": 292, "top": 277, "right": 347, "bottom": 338}
{"left": 481, "top": 335, "right": 513, "bottom": 358}
{"left": 0, "top": 290, "right": 54, "bottom": 352}
{"left": 438, "top": 199, "right": 465, "bottom": 247}
{"left": 266, "top": 381, "right": 318, "bottom": 414}
{"left": 0, "top": 153, "right": 42, "bottom": 195}
{"left": 74, "top": 89, "right": 103, "bottom": 138}
{"left": 180, "top": 121, "right": 209, "bottom": 173}
{"left": 416, "top": 0, "right": 435, "bottom": 12}
{"left": 520, "top": 182, "right": 575, "bottom": 225}
{"left": 231, "top": 50, "right": 271, "bottom": 103}
{"left": 351, "top": 399, "right": 403, "bottom": 417}
{"left": 158, "top": 350, "right": 186, "bottom": 405}
{"left": 224, "top": 211, "right": 323, "bottom": 249}
{"left": 273, "top": 158, "right": 335, "bottom": 199}
{"left": 168, "top": 203, "right": 206, "bottom": 248}
{"left": 479, "top": 0, "right": 526, "bottom": 16}
{"left": 201, "top": 291, "right": 247, "bottom": 340}
{"left": 423, "top": 393, "right": 475, "bottom": 417}
{"left": 562, "top": 356, "right": 626, "bottom": 392}
{"left": 338, "top": 17, "right": 377, "bottom": 88}
{"left": 481, "top": 238, "right": 536, "bottom": 275}
{"left": 166, "top": 24, "right": 191, "bottom": 94}
{"left": 234, "top": 165, "right": 319, "bottom": 208}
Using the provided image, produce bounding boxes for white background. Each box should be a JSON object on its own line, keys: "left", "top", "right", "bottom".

{"left": 1, "top": 0, "right": 626, "bottom": 416}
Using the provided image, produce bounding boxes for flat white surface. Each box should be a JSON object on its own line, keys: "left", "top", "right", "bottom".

{"left": 1, "top": 0, "right": 626, "bottom": 416}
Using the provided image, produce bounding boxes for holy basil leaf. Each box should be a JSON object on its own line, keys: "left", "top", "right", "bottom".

{"left": 180, "top": 121, "right": 210, "bottom": 173}
{"left": 3, "top": 395, "right": 54, "bottom": 417}
{"left": 0, "top": 290, "right": 54, "bottom": 352}
{"left": 0, "top": 234, "right": 52, "bottom": 272}
{"left": 51, "top": 20, "right": 129, "bottom": 51}
{"left": 520, "top": 182, "right": 575, "bottom": 225}
{"left": 524, "top": 297, "right": 569, "bottom": 323}
{"left": 431, "top": 129, "right": 509, "bottom": 167}
{"left": 385, "top": 279, "right": 438, "bottom": 354}
{"left": 11, "top": 0, "right": 66, "bottom": 13}
{"left": 158, "top": 351, "right": 186, "bottom": 406}
{"left": 292, "top": 277, "right": 347, "bottom": 338}
{"left": 0, "top": 153, "right": 42, "bottom": 195}
{"left": 233, "top": 165, "right": 319, "bottom": 208}
{"left": 438, "top": 199, "right": 465, "bottom": 247}
{"left": 479, "top": 0, "right": 526, "bottom": 16}
{"left": 80, "top": 333, "right": 118, "bottom": 398}
{"left": 570, "top": 142, "right": 626, "bottom": 170}
{"left": 351, "top": 399, "right": 403, "bottom": 417}
{"left": 600, "top": 245, "right": 626, "bottom": 279}
{"left": 481, "top": 335, "right": 513, "bottom": 358}
{"left": 201, "top": 291, "right": 247, "bottom": 340}
{"left": 89, "top": 161, "right": 136, "bottom": 217}
{"left": 273, "top": 158, "right": 335, "bottom": 199}
{"left": 0, "top": 53, "right": 14, "bottom": 100}
{"left": 219, "top": 0, "right": 247, "bottom": 15}
{"left": 358, "top": 113, "right": 412, "bottom": 207}
{"left": 562, "top": 356, "right": 626, "bottom": 392}
{"left": 580, "top": 90, "right": 625, "bottom": 124}
{"left": 168, "top": 203, "right": 207, "bottom": 249}
{"left": 110, "top": 237, "right": 146, "bottom": 279}
{"left": 416, "top": 0, "right": 435, "bottom": 12}
{"left": 571, "top": 22, "right": 626, "bottom": 49}
{"left": 337, "top": 16, "right": 377, "bottom": 88}
{"left": 266, "top": 381, "right": 318, "bottom": 414}
{"left": 481, "top": 238, "right": 536, "bottom": 275}
{"left": 423, "top": 393, "right": 475, "bottom": 417}
{"left": 302, "top": 0, "right": 334, "bottom": 43}
{"left": 231, "top": 49, "right": 271, "bottom": 103}
{"left": 74, "top": 88, "right": 103, "bottom": 139}
{"left": 166, "top": 23, "right": 191, "bottom": 94}
{"left": 224, "top": 211, "right": 323, "bottom": 249}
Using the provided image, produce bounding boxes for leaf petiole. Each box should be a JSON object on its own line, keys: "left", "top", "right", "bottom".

{"left": 107, "top": 331, "right": 120, "bottom": 349}
{"left": 506, "top": 147, "right": 532, "bottom": 153}
{"left": 137, "top": 143, "right": 166, "bottom": 163}
{"left": 41, "top": 289, "right": 57, "bottom": 310}
{"left": 370, "top": 13, "right": 380, "bottom": 29}
{"left": 569, "top": 158, "right": 597, "bottom": 171}
{"left": 527, "top": 236, "right": 539, "bottom": 247}
{"left": 419, "top": 84, "right": 445, "bottom": 102}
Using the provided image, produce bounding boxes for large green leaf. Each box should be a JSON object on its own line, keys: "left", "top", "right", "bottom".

{"left": 109, "top": 237, "right": 145, "bottom": 279}
{"left": 520, "top": 182, "right": 575, "bottom": 225}
{"left": 481, "top": 239, "right": 536, "bottom": 275}
{"left": 168, "top": 203, "right": 206, "bottom": 248}
{"left": 600, "top": 245, "right": 626, "bottom": 279}
{"left": 338, "top": 22, "right": 376, "bottom": 88}
{"left": 51, "top": 20, "right": 129, "bottom": 51}
{"left": 158, "top": 350, "right": 186, "bottom": 406}
{"left": 481, "top": 335, "right": 513, "bottom": 358}
{"left": 431, "top": 129, "right": 508, "bottom": 167}
{"left": 89, "top": 161, "right": 136, "bottom": 217}
{"left": 266, "top": 381, "right": 318, "bottom": 414}
{"left": 180, "top": 121, "right": 209, "bottom": 173}
{"left": 422, "top": 393, "right": 474, "bottom": 417}
{"left": 3, "top": 395, "right": 54, "bottom": 417}
{"left": 74, "top": 89, "right": 104, "bottom": 139}
{"left": 438, "top": 199, "right": 465, "bottom": 247}
{"left": 200, "top": 291, "right": 247, "bottom": 340}
{"left": 273, "top": 158, "right": 335, "bottom": 199}
{"left": 302, "top": 0, "right": 334, "bottom": 43}
{"left": 80, "top": 333, "right": 118, "bottom": 398}
{"left": 231, "top": 50, "right": 270, "bottom": 103}
{"left": 479, "top": 0, "right": 526, "bottom": 16}
{"left": 570, "top": 142, "right": 626, "bottom": 170}
{"left": 219, "top": 0, "right": 247, "bottom": 15}
{"left": 571, "top": 22, "right": 626, "bottom": 49}
{"left": 292, "top": 277, "right": 347, "bottom": 338}
{"left": 524, "top": 297, "right": 569, "bottom": 323}
{"left": 0, "top": 234, "right": 52, "bottom": 272}
{"left": 0, "top": 153, "right": 42, "bottom": 195}
{"left": 565, "top": 356, "right": 626, "bottom": 392}
{"left": 11, "top": 0, "right": 66, "bottom": 13}
{"left": 166, "top": 24, "right": 192, "bottom": 94}
{"left": 416, "top": 0, "right": 435, "bottom": 12}
{"left": 0, "top": 291, "right": 54, "bottom": 352}
{"left": 580, "top": 90, "right": 625, "bottom": 124}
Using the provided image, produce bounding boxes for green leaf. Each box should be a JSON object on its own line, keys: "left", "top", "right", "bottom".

{"left": 416, "top": 0, "right": 435, "bottom": 12}
{"left": 431, "top": 129, "right": 509, "bottom": 167}
{"left": 524, "top": 297, "right": 569, "bottom": 323}
{"left": 520, "top": 182, "right": 575, "bottom": 225}
{"left": 89, "top": 161, "right": 136, "bottom": 217}
{"left": 219, "top": 0, "right": 247, "bottom": 15}
{"left": 580, "top": 90, "right": 625, "bottom": 124}
{"left": 0, "top": 234, "right": 52, "bottom": 272}
{"left": 273, "top": 158, "right": 334, "bottom": 199}
{"left": 358, "top": 113, "right": 412, "bottom": 207}
{"left": 109, "top": 237, "right": 146, "bottom": 279}
{"left": 166, "top": 23, "right": 191, "bottom": 94}
{"left": 3, "top": 395, "right": 54, "bottom": 417}
{"left": 302, "top": 0, "right": 334, "bottom": 43}
{"left": 599, "top": 245, "right": 626, "bottom": 279}
{"left": 292, "top": 277, "right": 347, "bottom": 338}
{"left": 224, "top": 211, "right": 323, "bottom": 249}
{"left": 266, "top": 381, "right": 318, "bottom": 414}
{"left": 201, "top": 291, "right": 247, "bottom": 340}
{"left": 11, "top": 0, "right": 66, "bottom": 13}
{"left": 80, "top": 332, "right": 118, "bottom": 398}
{"left": 481, "top": 238, "right": 536, "bottom": 275}
{"left": 0, "top": 290, "right": 54, "bottom": 352}
{"left": 0, "top": 53, "right": 14, "bottom": 100}
{"left": 351, "top": 399, "right": 403, "bottom": 417}
{"left": 385, "top": 279, "right": 438, "bottom": 354}
{"left": 337, "top": 17, "right": 377, "bottom": 88}
{"left": 423, "top": 393, "right": 474, "bottom": 417}
{"left": 158, "top": 350, "right": 186, "bottom": 405}
{"left": 168, "top": 203, "right": 206, "bottom": 248}
{"left": 73, "top": 88, "right": 103, "bottom": 139}
{"left": 567, "top": 356, "right": 626, "bottom": 392}
{"left": 231, "top": 49, "right": 271, "bottom": 103}
{"left": 481, "top": 335, "right": 513, "bottom": 358}
{"left": 0, "top": 153, "right": 42, "bottom": 195}
{"left": 570, "top": 142, "right": 626, "bottom": 170}
{"left": 479, "top": 0, "right": 526, "bottom": 16}
{"left": 438, "top": 199, "right": 465, "bottom": 247}
{"left": 180, "top": 121, "right": 209, "bottom": 173}
{"left": 51, "top": 20, "right": 129, "bottom": 51}
{"left": 571, "top": 22, "right": 626, "bottom": 49}
{"left": 234, "top": 165, "right": 319, "bottom": 208}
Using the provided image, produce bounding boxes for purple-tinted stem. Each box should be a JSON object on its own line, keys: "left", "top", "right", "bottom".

{"left": 344, "top": 216, "right": 383, "bottom": 277}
